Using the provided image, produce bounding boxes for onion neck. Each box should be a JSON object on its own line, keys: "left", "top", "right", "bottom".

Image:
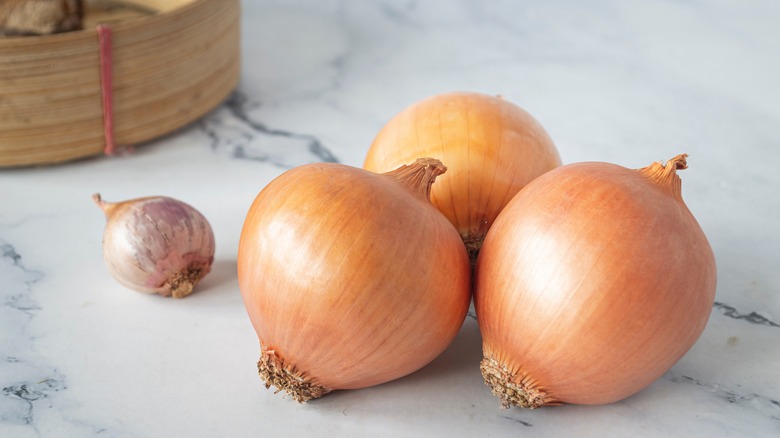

{"left": 383, "top": 158, "right": 447, "bottom": 202}
{"left": 637, "top": 154, "right": 687, "bottom": 200}
{"left": 93, "top": 193, "right": 118, "bottom": 217}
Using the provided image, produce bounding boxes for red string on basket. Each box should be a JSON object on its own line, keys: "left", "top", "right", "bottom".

{"left": 96, "top": 25, "right": 115, "bottom": 155}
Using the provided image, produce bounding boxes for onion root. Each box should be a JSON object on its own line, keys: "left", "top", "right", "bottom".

{"left": 480, "top": 356, "right": 558, "bottom": 409}
{"left": 463, "top": 233, "right": 484, "bottom": 267}
{"left": 257, "top": 347, "right": 332, "bottom": 403}
{"left": 164, "top": 265, "right": 208, "bottom": 298}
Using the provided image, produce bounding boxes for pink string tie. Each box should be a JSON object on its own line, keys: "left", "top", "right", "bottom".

{"left": 97, "top": 24, "right": 115, "bottom": 155}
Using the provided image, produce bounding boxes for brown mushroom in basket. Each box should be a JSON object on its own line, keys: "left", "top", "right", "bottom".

{"left": 0, "top": 0, "right": 84, "bottom": 36}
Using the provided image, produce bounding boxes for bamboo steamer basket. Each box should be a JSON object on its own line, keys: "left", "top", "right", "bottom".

{"left": 0, "top": 0, "right": 241, "bottom": 167}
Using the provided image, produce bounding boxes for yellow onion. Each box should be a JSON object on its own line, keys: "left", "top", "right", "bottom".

{"left": 475, "top": 154, "right": 717, "bottom": 408}
{"left": 364, "top": 92, "right": 561, "bottom": 261}
{"left": 238, "top": 158, "right": 470, "bottom": 402}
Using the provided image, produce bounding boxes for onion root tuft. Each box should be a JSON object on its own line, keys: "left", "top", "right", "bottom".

{"left": 164, "top": 264, "right": 208, "bottom": 298}
{"left": 257, "top": 347, "right": 331, "bottom": 403}
{"left": 480, "top": 356, "right": 557, "bottom": 409}
{"left": 463, "top": 233, "right": 484, "bottom": 267}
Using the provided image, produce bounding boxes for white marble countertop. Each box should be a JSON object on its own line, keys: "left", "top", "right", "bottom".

{"left": 2, "top": 1, "right": 779, "bottom": 436}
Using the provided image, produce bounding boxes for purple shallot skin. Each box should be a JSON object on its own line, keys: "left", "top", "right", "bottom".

{"left": 94, "top": 194, "right": 215, "bottom": 298}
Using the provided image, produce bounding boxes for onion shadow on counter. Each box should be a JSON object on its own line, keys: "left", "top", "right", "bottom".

{"left": 308, "top": 303, "right": 486, "bottom": 415}
{"left": 190, "top": 258, "right": 240, "bottom": 301}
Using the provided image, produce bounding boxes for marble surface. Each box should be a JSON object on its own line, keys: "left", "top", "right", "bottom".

{"left": 2, "top": 0, "right": 779, "bottom": 436}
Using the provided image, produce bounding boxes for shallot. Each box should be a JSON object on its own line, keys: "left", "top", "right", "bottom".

{"left": 94, "top": 194, "right": 215, "bottom": 298}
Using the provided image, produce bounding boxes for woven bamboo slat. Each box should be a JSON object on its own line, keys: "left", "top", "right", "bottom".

{"left": 0, "top": 0, "right": 241, "bottom": 167}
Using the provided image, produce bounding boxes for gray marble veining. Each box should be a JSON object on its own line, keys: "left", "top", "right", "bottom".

{"left": 1, "top": 241, "right": 67, "bottom": 433}
{"left": 201, "top": 91, "right": 340, "bottom": 168}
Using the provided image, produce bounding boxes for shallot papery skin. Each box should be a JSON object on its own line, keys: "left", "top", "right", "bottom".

{"left": 475, "top": 154, "right": 717, "bottom": 408}
{"left": 364, "top": 91, "right": 561, "bottom": 260}
{"left": 94, "top": 194, "right": 215, "bottom": 298}
{"left": 238, "top": 158, "right": 471, "bottom": 402}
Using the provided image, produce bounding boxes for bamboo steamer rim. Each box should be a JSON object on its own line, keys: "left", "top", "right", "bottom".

{"left": 0, "top": 0, "right": 241, "bottom": 167}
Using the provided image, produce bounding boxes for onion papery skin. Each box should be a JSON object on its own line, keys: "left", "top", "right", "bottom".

{"left": 363, "top": 92, "right": 561, "bottom": 260}
{"left": 238, "top": 159, "right": 471, "bottom": 402}
{"left": 474, "top": 155, "right": 717, "bottom": 408}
